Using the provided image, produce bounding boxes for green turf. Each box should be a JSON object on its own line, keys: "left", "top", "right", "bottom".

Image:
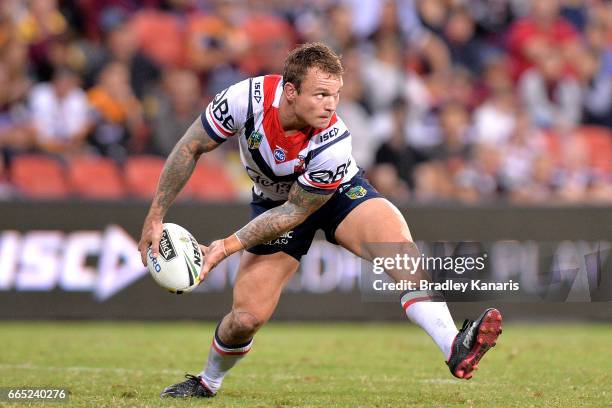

{"left": 0, "top": 321, "right": 610, "bottom": 407}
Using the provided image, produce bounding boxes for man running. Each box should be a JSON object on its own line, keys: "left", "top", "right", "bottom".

{"left": 138, "top": 42, "right": 502, "bottom": 398}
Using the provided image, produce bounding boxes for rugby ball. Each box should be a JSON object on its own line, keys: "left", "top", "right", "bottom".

{"left": 146, "top": 223, "right": 203, "bottom": 294}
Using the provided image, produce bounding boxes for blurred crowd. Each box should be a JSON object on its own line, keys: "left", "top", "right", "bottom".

{"left": 0, "top": 0, "right": 611, "bottom": 204}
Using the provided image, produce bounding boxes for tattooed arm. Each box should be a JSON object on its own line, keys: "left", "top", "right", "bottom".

{"left": 138, "top": 119, "right": 220, "bottom": 265}
{"left": 236, "top": 183, "right": 332, "bottom": 248}
{"left": 197, "top": 182, "right": 333, "bottom": 279}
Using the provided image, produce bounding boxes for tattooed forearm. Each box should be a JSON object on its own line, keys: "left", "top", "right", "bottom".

{"left": 236, "top": 183, "right": 332, "bottom": 249}
{"left": 149, "top": 119, "right": 219, "bottom": 218}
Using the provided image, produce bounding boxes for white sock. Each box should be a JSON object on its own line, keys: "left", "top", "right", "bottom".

{"left": 199, "top": 327, "right": 253, "bottom": 393}
{"left": 401, "top": 290, "right": 458, "bottom": 360}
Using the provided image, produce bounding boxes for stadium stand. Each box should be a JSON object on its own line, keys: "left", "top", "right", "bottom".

{"left": 0, "top": 0, "right": 609, "bottom": 204}
{"left": 10, "top": 154, "right": 68, "bottom": 198}
{"left": 124, "top": 155, "right": 165, "bottom": 199}
{"left": 68, "top": 155, "right": 124, "bottom": 199}
{"left": 185, "top": 160, "right": 237, "bottom": 202}
{"left": 577, "top": 125, "right": 612, "bottom": 173}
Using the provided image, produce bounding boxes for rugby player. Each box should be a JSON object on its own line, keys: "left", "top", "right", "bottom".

{"left": 138, "top": 42, "right": 503, "bottom": 398}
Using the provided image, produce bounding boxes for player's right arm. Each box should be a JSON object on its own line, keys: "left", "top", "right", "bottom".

{"left": 138, "top": 119, "right": 220, "bottom": 266}
{"left": 139, "top": 79, "right": 248, "bottom": 266}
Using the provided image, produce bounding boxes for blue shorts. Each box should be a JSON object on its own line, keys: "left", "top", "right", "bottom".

{"left": 247, "top": 173, "right": 381, "bottom": 261}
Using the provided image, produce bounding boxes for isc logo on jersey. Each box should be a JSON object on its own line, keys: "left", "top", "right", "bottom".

{"left": 318, "top": 127, "right": 339, "bottom": 143}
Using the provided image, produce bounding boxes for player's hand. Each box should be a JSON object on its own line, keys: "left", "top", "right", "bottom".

{"left": 138, "top": 216, "right": 163, "bottom": 266}
{"left": 198, "top": 240, "right": 227, "bottom": 282}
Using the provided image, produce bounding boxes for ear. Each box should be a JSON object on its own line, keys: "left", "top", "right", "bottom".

{"left": 284, "top": 82, "right": 297, "bottom": 102}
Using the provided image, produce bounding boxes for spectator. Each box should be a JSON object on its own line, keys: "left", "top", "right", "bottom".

{"left": 368, "top": 163, "right": 411, "bottom": 203}
{"left": 454, "top": 143, "right": 503, "bottom": 203}
{"left": 335, "top": 48, "right": 376, "bottom": 168}
{"left": 1, "top": 32, "right": 33, "bottom": 105}
{"left": 361, "top": 37, "right": 407, "bottom": 113}
{"left": 87, "top": 61, "right": 146, "bottom": 161}
{"left": 442, "top": 6, "right": 486, "bottom": 74}
{"left": 403, "top": 70, "right": 445, "bottom": 151}
{"left": 149, "top": 69, "right": 203, "bottom": 156}
{"left": 518, "top": 47, "right": 582, "bottom": 129}
{"left": 509, "top": 152, "right": 558, "bottom": 203}
{"left": 28, "top": 67, "right": 91, "bottom": 155}
{"left": 322, "top": 3, "right": 357, "bottom": 52}
{"left": 0, "top": 153, "right": 13, "bottom": 199}
{"left": 415, "top": 0, "right": 447, "bottom": 35}
{"left": 473, "top": 86, "right": 517, "bottom": 145}
{"left": 468, "top": 0, "right": 518, "bottom": 49}
{"left": 498, "top": 112, "right": 547, "bottom": 192}
{"left": 373, "top": 98, "right": 420, "bottom": 189}
{"left": 0, "top": 63, "right": 36, "bottom": 155}
{"left": 15, "top": 0, "right": 69, "bottom": 81}
{"left": 74, "top": 1, "right": 161, "bottom": 42}
{"left": 578, "top": 19, "right": 612, "bottom": 128}
{"left": 346, "top": 0, "right": 451, "bottom": 74}
{"left": 412, "top": 160, "right": 454, "bottom": 202}
{"left": 186, "top": 2, "right": 248, "bottom": 94}
{"left": 556, "top": 134, "right": 597, "bottom": 202}
{"left": 97, "top": 13, "right": 161, "bottom": 99}
{"left": 433, "top": 101, "right": 473, "bottom": 164}
{"left": 295, "top": 3, "right": 356, "bottom": 53}
{"left": 560, "top": 0, "right": 589, "bottom": 32}
{"left": 506, "top": 0, "right": 580, "bottom": 80}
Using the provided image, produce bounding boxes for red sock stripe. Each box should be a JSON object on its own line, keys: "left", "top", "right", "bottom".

{"left": 402, "top": 296, "right": 434, "bottom": 311}
{"left": 211, "top": 339, "right": 252, "bottom": 356}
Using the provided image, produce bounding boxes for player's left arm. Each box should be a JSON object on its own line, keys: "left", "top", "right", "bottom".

{"left": 198, "top": 183, "right": 332, "bottom": 279}
{"left": 237, "top": 182, "right": 333, "bottom": 248}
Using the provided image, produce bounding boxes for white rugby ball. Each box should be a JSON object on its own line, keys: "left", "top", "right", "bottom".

{"left": 147, "top": 223, "right": 203, "bottom": 294}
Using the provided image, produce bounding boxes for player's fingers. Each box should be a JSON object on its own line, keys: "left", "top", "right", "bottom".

{"left": 138, "top": 240, "right": 150, "bottom": 266}
{"left": 198, "top": 264, "right": 210, "bottom": 282}
{"left": 150, "top": 235, "right": 161, "bottom": 258}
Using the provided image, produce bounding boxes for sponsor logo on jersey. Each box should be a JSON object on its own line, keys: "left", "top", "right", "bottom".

{"left": 253, "top": 81, "right": 262, "bottom": 103}
{"left": 247, "top": 131, "right": 263, "bottom": 149}
{"left": 211, "top": 88, "right": 234, "bottom": 130}
{"left": 246, "top": 166, "right": 293, "bottom": 195}
{"left": 308, "top": 160, "right": 351, "bottom": 184}
{"left": 294, "top": 155, "right": 306, "bottom": 174}
{"left": 274, "top": 146, "right": 286, "bottom": 162}
{"left": 159, "top": 229, "right": 177, "bottom": 261}
{"left": 345, "top": 185, "right": 367, "bottom": 200}
{"left": 318, "top": 127, "right": 339, "bottom": 143}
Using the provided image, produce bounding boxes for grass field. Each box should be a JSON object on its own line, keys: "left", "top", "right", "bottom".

{"left": 0, "top": 322, "right": 610, "bottom": 407}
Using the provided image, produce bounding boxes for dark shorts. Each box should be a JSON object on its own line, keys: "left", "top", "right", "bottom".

{"left": 247, "top": 172, "right": 381, "bottom": 261}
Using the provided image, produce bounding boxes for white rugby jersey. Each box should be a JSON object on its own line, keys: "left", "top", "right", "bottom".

{"left": 200, "top": 75, "right": 359, "bottom": 201}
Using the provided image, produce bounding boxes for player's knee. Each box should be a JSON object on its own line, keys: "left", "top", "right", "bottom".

{"left": 228, "top": 310, "right": 263, "bottom": 340}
